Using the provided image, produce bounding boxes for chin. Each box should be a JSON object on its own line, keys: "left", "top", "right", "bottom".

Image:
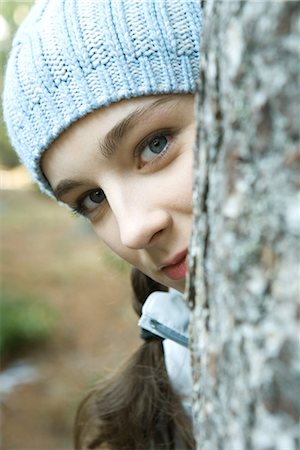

{"left": 164, "top": 278, "right": 186, "bottom": 293}
{"left": 174, "top": 281, "right": 185, "bottom": 293}
{"left": 147, "top": 272, "right": 186, "bottom": 293}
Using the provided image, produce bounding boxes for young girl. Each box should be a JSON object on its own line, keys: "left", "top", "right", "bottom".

{"left": 3, "top": 0, "right": 202, "bottom": 448}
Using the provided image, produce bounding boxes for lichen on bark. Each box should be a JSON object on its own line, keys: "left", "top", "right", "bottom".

{"left": 187, "top": 2, "right": 300, "bottom": 449}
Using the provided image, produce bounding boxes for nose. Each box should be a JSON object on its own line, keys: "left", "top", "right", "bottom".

{"left": 119, "top": 209, "right": 171, "bottom": 249}
{"left": 111, "top": 191, "right": 171, "bottom": 249}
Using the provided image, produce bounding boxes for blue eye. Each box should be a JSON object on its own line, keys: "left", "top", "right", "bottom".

{"left": 149, "top": 136, "right": 168, "bottom": 153}
{"left": 72, "top": 189, "right": 106, "bottom": 217}
{"left": 140, "top": 135, "right": 169, "bottom": 162}
{"left": 88, "top": 190, "right": 105, "bottom": 204}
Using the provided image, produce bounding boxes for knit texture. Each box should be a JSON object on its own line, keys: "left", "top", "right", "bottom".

{"left": 3, "top": 0, "right": 201, "bottom": 197}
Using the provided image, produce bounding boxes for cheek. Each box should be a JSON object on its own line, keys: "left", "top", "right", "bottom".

{"left": 166, "top": 150, "right": 193, "bottom": 212}
{"left": 93, "top": 216, "right": 138, "bottom": 264}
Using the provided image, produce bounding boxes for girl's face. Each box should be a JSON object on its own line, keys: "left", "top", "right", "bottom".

{"left": 42, "top": 94, "right": 196, "bottom": 293}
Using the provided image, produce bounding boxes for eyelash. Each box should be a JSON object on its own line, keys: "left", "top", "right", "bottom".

{"left": 134, "top": 128, "right": 176, "bottom": 168}
{"left": 71, "top": 129, "right": 176, "bottom": 218}
{"left": 71, "top": 190, "right": 106, "bottom": 218}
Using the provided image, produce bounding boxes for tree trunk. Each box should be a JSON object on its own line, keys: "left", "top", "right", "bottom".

{"left": 188, "top": 1, "right": 300, "bottom": 449}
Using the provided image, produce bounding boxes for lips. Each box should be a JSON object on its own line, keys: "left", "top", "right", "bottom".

{"left": 160, "top": 249, "right": 188, "bottom": 281}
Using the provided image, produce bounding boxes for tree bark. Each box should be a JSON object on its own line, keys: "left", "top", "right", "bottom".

{"left": 188, "top": 1, "right": 300, "bottom": 449}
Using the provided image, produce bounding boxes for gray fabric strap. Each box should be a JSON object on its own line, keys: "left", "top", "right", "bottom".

{"left": 140, "top": 328, "right": 165, "bottom": 342}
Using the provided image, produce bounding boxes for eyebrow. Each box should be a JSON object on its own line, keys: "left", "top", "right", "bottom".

{"left": 53, "top": 96, "right": 178, "bottom": 200}
{"left": 54, "top": 179, "right": 90, "bottom": 200}
{"left": 98, "top": 96, "right": 178, "bottom": 159}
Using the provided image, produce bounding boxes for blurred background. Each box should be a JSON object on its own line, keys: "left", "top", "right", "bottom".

{"left": 0, "top": 1, "right": 139, "bottom": 448}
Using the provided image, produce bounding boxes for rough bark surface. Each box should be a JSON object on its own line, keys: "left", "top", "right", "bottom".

{"left": 187, "top": 2, "right": 300, "bottom": 449}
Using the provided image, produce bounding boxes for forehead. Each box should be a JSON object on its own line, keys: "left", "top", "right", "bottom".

{"left": 54, "top": 94, "right": 187, "bottom": 142}
{"left": 41, "top": 94, "right": 193, "bottom": 175}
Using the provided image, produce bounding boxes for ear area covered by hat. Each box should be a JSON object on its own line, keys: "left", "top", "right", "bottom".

{"left": 3, "top": 0, "right": 202, "bottom": 198}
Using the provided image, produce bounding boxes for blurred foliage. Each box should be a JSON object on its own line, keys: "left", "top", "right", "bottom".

{"left": 1, "top": 0, "right": 34, "bottom": 167}
{"left": 0, "top": 290, "right": 58, "bottom": 361}
{"left": 102, "top": 248, "right": 131, "bottom": 274}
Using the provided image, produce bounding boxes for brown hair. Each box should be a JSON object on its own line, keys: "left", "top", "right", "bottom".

{"left": 74, "top": 268, "right": 195, "bottom": 450}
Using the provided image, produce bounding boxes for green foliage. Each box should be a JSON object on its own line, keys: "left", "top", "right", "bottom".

{"left": 0, "top": 120, "right": 20, "bottom": 167}
{"left": 102, "top": 249, "right": 131, "bottom": 274}
{"left": 0, "top": 290, "right": 58, "bottom": 359}
{"left": 0, "top": 1, "right": 34, "bottom": 168}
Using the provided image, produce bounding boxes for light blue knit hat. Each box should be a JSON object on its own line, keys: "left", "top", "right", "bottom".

{"left": 3, "top": 0, "right": 201, "bottom": 198}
